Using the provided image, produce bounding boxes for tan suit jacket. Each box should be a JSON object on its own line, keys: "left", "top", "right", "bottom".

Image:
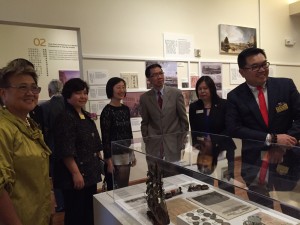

{"left": 140, "top": 86, "right": 189, "bottom": 161}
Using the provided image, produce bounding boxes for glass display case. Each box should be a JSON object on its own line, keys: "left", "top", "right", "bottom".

{"left": 93, "top": 131, "right": 300, "bottom": 225}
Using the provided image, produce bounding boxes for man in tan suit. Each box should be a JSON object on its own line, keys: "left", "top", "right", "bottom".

{"left": 140, "top": 63, "right": 189, "bottom": 162}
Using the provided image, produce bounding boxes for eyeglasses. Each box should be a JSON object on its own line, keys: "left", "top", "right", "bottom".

{"left": 243, "top": 61, "right": 270, "bottom": 72}
{"left": 150, "top": 71, "right": 164, "bottom": 78}
{"left": 6, "top": 84, "right": 41, "bottom": 94}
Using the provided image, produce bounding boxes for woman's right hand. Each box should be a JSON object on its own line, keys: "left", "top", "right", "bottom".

{"left": 63, "top": 157, "right": 85, "bottom": 190}
{"left": 72, "top": 172, "right": 85, "bottom": 190}
{"left": 106, "top": 158, "right": 114, "bottom": 173}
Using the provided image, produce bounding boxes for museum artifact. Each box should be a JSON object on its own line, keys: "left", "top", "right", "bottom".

{"left": 146, "top": 163, "right": 170, "bottom": 225}
{"left": 165, "top": 187, "right": 183, "bottom": 199}
{"left": 187, "top": 184, "right": 209, "bottom": 192}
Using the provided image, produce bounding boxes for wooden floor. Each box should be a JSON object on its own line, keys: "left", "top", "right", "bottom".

{"left": 52, "top": 211, "right": 64, "bottom": 225}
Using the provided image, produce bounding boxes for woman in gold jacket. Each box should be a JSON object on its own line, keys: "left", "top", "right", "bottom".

{"left": 0, "top": 59, "right": 51, "bottom": 225}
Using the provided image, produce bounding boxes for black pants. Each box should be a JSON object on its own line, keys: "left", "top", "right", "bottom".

{"left": 62, "top": 184, "right": 97, "bottom": 225}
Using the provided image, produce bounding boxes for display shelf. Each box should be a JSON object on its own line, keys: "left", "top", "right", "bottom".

{"left": 93, "top": 131, "right": 300, "bottom": 224}
{"left": 94, "top": 174, "right": 300, "bottom": 225}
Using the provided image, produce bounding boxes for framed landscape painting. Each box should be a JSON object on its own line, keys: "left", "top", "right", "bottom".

{"left": 219, "top": 24, "right": 257, "bottom": 54}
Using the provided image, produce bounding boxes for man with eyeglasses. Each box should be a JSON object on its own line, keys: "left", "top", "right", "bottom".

{"left": 226, "top": 47, "right": 300, "bottom": 219}
{"left": 140, "top": 63, "right": 189, "bottom": 173}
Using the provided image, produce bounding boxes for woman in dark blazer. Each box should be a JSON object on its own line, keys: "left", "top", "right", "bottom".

{"left": 189, "top": 76, "right": 236, "bottom": 192}
{"left": 53, "top": 78, "right": 103, "bottom": 225}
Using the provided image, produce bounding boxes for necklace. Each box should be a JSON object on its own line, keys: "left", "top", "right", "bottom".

{"left": 25, "top": 118, "right": 31, "bottom": 127}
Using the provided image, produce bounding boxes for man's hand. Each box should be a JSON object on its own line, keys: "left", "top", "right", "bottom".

{"left": 268, "top": 146, "right": 286, "bottom": 164}
{"left": 277, "top": 134, "right": 297, "bottom": 147}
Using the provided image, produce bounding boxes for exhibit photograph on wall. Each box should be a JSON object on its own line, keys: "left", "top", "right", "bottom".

{"left": 120, "top": 72, "right": 139, "bottom": 89}
{"left": 121, "top": 91, "right": 143, "bottom": 132}
{"left": 201, "top": 62, "right": 222, "bottom": 97}
{"left": 88, "top": 100, "right": 109, "bottom": 116}
{"left": 87, "top": 69, "right": 109, "bottom": 85}
{"left": 145, "top": 61, "right": 177, "bottom": 89}
{"left": 163, "top": 32, "right": 194, "bottom": 59}
{"left": 88, "top": 85, "right": 107, "bottom": 100}
{"left": 229, "top": 63, "right": 244, "bottom": 85}
{"left": 123, "top": 92, "right": 143, "bottom": 118}
{"left": 59, "top": 70, "right": 80, "bottom": 84}
{"left": 219, "top": 24, "right": 257, "bottom": 54}
{"left": 182, "top": 90, "right": 198, "bottom": 112}
{"left": 190, "top": 73, "right": 199, "bottom": 88}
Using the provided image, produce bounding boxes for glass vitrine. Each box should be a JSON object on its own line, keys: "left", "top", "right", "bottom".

{"left": 95, "top": 131, "right": 300, "bottom": 225}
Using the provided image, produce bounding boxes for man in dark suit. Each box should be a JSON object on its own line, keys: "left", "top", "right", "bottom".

{"left": 226, "top": 47, "right": 300, "bottom": 218}
{"left": 31, "top": 79, "right": 65, "bottom": 212}
{"left": 140, "top": 63, "right": 189, "bottom": 165}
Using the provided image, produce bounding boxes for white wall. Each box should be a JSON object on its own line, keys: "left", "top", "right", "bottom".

{"left": 1, "top": 0, "right": 299, "bottom": 89}
{"left": 260, "top": 0, "right": 300, "bottom": 87}
{"left": 1, "top": 0, "right": 300, "bottom": 139}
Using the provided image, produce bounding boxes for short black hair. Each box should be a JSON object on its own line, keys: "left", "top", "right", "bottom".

{"left": 62, "top": 78, "right": 89, "bottom": 99}
{"left": 237, "top": 47, "right": 267, "bottom": 69}
{"left": 195, "top": 76, "right": 220, "bottom": 103}
{"left": 106, "top": 77, "right": 126, "bottom": 99}
{"left": 145, "top": 63, "right": 162, "bottom": 78}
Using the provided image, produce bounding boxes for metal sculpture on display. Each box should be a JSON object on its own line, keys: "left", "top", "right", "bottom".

{"left": 146, "top": 163, "right": 170, "bottom": 225}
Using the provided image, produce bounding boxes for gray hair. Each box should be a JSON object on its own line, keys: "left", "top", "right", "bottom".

{"left": 48, "top": 79, "right": 63, "bottom": 95}
{"left": 0, "top": 59, "right": 37, "bottom": 88}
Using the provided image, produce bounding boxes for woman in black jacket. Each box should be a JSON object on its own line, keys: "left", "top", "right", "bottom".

{"left": 189, "top": 76, "right": 236, "bottom": 193}
{"left": 54, "top": 78, "right": 103, "bottom": 225}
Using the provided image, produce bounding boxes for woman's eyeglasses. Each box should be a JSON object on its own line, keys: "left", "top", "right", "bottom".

{"left": 6, "top": 85, "right": 41, "bottom": 94}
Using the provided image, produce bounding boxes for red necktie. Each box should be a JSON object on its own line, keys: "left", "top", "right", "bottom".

{"left": 257, "top": 86, "right": 268, "bottom": 126}
{"left": 257, "top": 86, "right": 269, "bottom": 184}
{"left": 157, "top": 91, "right": 163, "bottom": 109}
{"left": 259, "top": 152, "right": 269, "bottom": 185}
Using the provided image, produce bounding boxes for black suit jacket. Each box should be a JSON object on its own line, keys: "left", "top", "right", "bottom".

{"left": 40, "top": 95, "right": 65, "bottom": 151}
{"left": 29, "top": 104, "right": 44, "bottom": 133}
{"left": 31, "top": 95, "right": 65, "bottom": 152}
{"left": 189, "top": 98, "right": 236, "bottom": 176}
{"left": 226, "top": 77, "right": 300, "bottom": 186}
{"left": 189, "top": 98, "right": 235, "bottom": 148}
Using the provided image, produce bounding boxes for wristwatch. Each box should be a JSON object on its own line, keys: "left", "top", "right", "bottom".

{"left": 265, "top": 133, "right": 277, "bottom": 146}
{"left": 265, "top": 133, "right": 272, "bottom": 146}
